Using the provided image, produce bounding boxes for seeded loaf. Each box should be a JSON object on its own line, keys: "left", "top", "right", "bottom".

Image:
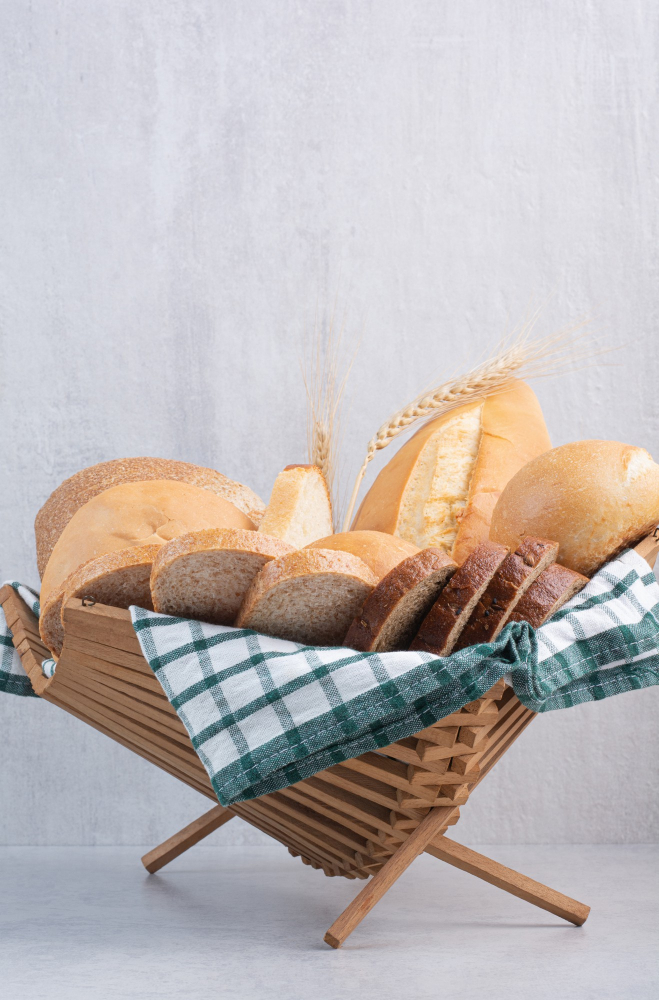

{"left": 235, "top": 548, "right": 378, "bottom": 646}
{"left": 306, "top": 530, "right": 419, "bottom": 582}
{"left": 40, "top": 545, "right": 161, "bottom": 656}
{"left": 410, "top": 541, "right": 509, "bottom": 656}
{"left": 258, "top": 465, "right": 333, "bottom": 548}
{"left": 344, "top": 548, "right": 457, "bottom": 652}
{"left": 35, "top": 457, "right": 265, "bottom": 576}
{"left": 39, "top": 480, "right": 254, "bottom": 656}
{"left": 508, "top": 563, "right": 589, "bottom": 628}
{"left": 454, "top": 537, "right": 559, "bottom": 650}
{"left": 351, "top": 381, "right": 551, "bottom": 564}
{"left": 151, "top": 528, "right": 295, "bottom": 626}
{"left": 490, "top": 440, "right": 659, "bottom": 576}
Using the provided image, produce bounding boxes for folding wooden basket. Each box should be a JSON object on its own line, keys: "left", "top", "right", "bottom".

{"left": 1, "top": 585, "right": 591, "bottom": 947}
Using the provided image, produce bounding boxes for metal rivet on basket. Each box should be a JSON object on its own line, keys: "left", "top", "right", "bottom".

{"left": 81, "top": 596, "right": 96, "bottom": 607}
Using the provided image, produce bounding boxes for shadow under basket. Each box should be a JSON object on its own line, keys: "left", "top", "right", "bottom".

{"left": 1, "top": 585, "right": 591, "bottom": 947}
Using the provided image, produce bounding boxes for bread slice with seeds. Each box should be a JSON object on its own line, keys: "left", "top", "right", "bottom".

{"left": 344, "top": 548, "right": 457, "bottom": 652}
{"left": 508, "top": 562, "right": 588, "bottom": 628}
{"left": 410, "top": 541, "right": 508, "bottom": 656}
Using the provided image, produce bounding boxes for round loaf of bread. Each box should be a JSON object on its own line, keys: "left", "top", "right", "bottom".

{"left": 351, "top": 381, "right": 551, "bottom": 564}
{"left": 490, "top": 440, "right": 659, "bottom": 576}
{"left": 35, "top": 457, "right": 265, "bottom": 576}
{"left": 305, "top": 531, "right": 419, "bottom": 581}
{"left": 39, "top": 480, "right": 255, "bottom": 655}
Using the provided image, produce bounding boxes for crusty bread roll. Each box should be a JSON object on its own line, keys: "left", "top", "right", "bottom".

{"left": 344, "top": 548, "right": 457, "bottom": 652}
{"left": 39, "top": 480, "right": 255, "bottom": 655}
{"left": 35, "top": 457, "right": 265, "bottom": 576}
{"left": 490, "top": 440, "right": 659, "bottom": 576}
{"left": 351, "top": 381, "right": 551, "bottom": 564}
{"left": 150, "top": 528, "right": 295, "bottom": 625}
{"left": 235, "top": 549, "right": 378, "bottom": 645}
{"left": 41, "top": 546, "right": 161, "bottom": 656}
{"left": 306, "top": 530, "right": 419, "bottom": 581}
{"left": 258, "top": 464, "right": 333, "bottom": 547}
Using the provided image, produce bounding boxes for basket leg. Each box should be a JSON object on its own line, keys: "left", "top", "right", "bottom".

{"left": 323, "top": 806, "right": 454, "bottom": 948}
{"left": 141, "top": 805, "right": 235, "bottom": 874}
{"left": 425, "top": 836, "right": 590, "bottom": 926}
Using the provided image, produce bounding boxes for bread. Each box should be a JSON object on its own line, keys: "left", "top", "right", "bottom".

{"left": 41, "top": 546, "right": 161, "bottom": 656}
{"left": 235, "top": 549, "right": 378, "bottom": 645}
{"left": 306, "top": 530, "right": 419, "bottom": 581}
{"left": 39, "top": 480, "right": 254, "bottom": 655}
{"left": 453, "top": 537, "right": 558, "bottom": 650}
{"left": 35, "top": 457, "right": 265, "bottom": 576}
{"left": 344, "top": 548, "right": 457, "bottom": 652}
{"left": 410, "top": 541, "right": 509, "bottom": 656}
{"left": 508, "top": 563, "right": 588, "bottom": 628}
{"left": 351, "top": 381, "right": 551, "bottom": 564}
{"left": 490, "top": 440, "right": 659, "bottom": 576}
{"left": 257, "top": 465, "right": 333, "bottom": 548}
{"left": 150, "top": 528, "right": 295, "bottom": 625}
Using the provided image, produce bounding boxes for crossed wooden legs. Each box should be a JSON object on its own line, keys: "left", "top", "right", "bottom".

{"left": 142, "top": 805, "right": 590, "bottom": 945}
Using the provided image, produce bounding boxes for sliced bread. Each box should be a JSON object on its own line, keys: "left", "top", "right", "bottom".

{"left": 150, "top": 528, "right": 295, "bottom": 625}
{"left": 343, "top": 548, "right": 457, "bottom": 652}
{"left": 41, "top": 545, "right": 161, "bottom": 656}
{"left": 410, "top": 541, "right": 509, "bottom": 656}
{"left": 35, "top": 457, "right": 265, "bottom": 577}
{"left": 235, "top": 548, "right": 378, "bottom": 646}
{"left": 306, "top": 530, "right": 420, "bottom": 582}
{"left": 258, "top": 465, "right": 333, "bottom": 548}
{"left": 508, "top": 563, "right": 588, "bottom": 628}
{"left": 454, "top": 536, "right": 559, "bottom": 649}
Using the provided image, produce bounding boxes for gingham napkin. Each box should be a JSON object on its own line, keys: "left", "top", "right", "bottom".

{"left": 129, "top": 549, "right": 659, "bottom": 805}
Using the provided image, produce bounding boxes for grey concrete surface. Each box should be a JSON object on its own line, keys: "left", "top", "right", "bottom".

{"left": 0, "top": 844, "right": 657, "bottom": 999}
{"left": 1, "top": 1, "right": 658, "bottom": 845}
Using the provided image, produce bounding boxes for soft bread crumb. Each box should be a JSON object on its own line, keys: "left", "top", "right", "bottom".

{"left": 624, "top": 447, "right": 654, "bottom": 482}
{"left": 397, "top": 405, "right": 483, "bottom": 551}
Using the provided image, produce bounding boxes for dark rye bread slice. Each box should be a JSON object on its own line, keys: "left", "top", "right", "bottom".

{"left": 508, "top": 562, "right": 588, "bottom": 627}
{"left": 453, "top": 537, "right": 559, "bottom": 650}
{"left": 410, "top": 541, "right": 509, "bottom": 656}
{"left": 343, "top": 548, "right": 457, "bottom": 653}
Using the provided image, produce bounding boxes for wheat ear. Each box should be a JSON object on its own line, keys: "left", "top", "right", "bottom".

{"left": 342, "top": 320, "right": 600, "bottom": 531}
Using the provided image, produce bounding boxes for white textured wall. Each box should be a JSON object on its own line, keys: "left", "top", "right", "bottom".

{"left": 1, "top": 1, "right": 658, "bottom": 845}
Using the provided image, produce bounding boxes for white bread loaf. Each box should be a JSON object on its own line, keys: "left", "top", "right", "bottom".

{"left": 351, "top": 381, "right": 551, "bottom": 564}
{"left": 235, "top": 549, "right": 378, "bottom": 645}
{"left": 35, "top": 457, "right": 265, "bottom": 576}
{"left": 258, "top": 465, "right": 333, "bottom": 548}
{"left": 39, "top": 480, "right": 255, "bottom": 655}
{"left": 150, "top": 528, "right": 295, "bottom": 625}
{"left": 305, "top": 530, "right": 419, "bottom": 581}
{"left": 490, "top": 440, "right": 659, "bottom": 576}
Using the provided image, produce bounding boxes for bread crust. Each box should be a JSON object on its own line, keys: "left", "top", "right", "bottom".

{"left": 508, "top": 563, "right": 588, "bottom": 628}
{"left": 35, "top": 457, "right": 265, "bottom": 576}
{"left": 454, "top": 537, "right": 558, "bottom": 649}
{"left": 351, "top": 381, "right": 551, "bottom": 564}
{"left": 344, "top": 548, "right": 457, "bottom": 652}
{"left": 306, "top": 531, "right": 419, "bottom": 581}
{"left": 410, "top": 541, "right": 508, "bottom": 655}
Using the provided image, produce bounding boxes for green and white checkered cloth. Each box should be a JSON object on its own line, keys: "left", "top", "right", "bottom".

{"left": 130, "top": 549, "right": 659, "bottom": 805}
{"left": 3, "top": 551, "right": 659, "bottom": 805}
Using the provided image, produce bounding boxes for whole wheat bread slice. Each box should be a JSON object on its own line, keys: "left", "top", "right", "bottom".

{"left": 508, "top": 563, "right": 588, "bottom": 627}
{"left": 258, "top": 465, "right": 333, "bottom": 548}
{"left": 343, "top": 548, "right": 457, "bottom": 652}
{"left": 454, "top": 536, "right": 559, "bottom": 649}
{"left": 410, "top": 541, "right": 508, "bottom": 656}
{"left": 150, "top": 528, "right": 295, "bottom": 626}
{"left": 235, "top": 548, "right": 378, "bottom": 646}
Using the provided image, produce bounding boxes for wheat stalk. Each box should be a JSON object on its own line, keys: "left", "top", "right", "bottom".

{"left": 342, "top": 318, "right": 602, "bottom": 531}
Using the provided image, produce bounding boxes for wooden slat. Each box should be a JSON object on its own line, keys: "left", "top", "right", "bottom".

{"left": 62, "top": 600, "right": 144, "bottom": 655}
{"left": 142, "top": 806, "right": 235, "bottom": 873}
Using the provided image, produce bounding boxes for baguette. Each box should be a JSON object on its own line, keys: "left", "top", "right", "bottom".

{"left": 35, "top": 457, "right": 265, "bottom": 576}
{"left": 454, "top": 537, "right": 558, "bottom": 649}
{"left": 235, "top": 549, "right": 378, "bottom": 646}
{"left": 150, "top": 529, "right": 295, "bottom": 625}
{"left": 306, "top": 530, "right": 419, "bottom": 582}
{"left": 258, "top": 465, "right": 333, "bottom": 547}
{"left": 508, "top": 563, "right": 588, "bottom": 628}
{"left": 344, "top": 548, "right": 457, "bottom": 652}
{"left": 410, "top": 541, "right": 509, "bottom": 656}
